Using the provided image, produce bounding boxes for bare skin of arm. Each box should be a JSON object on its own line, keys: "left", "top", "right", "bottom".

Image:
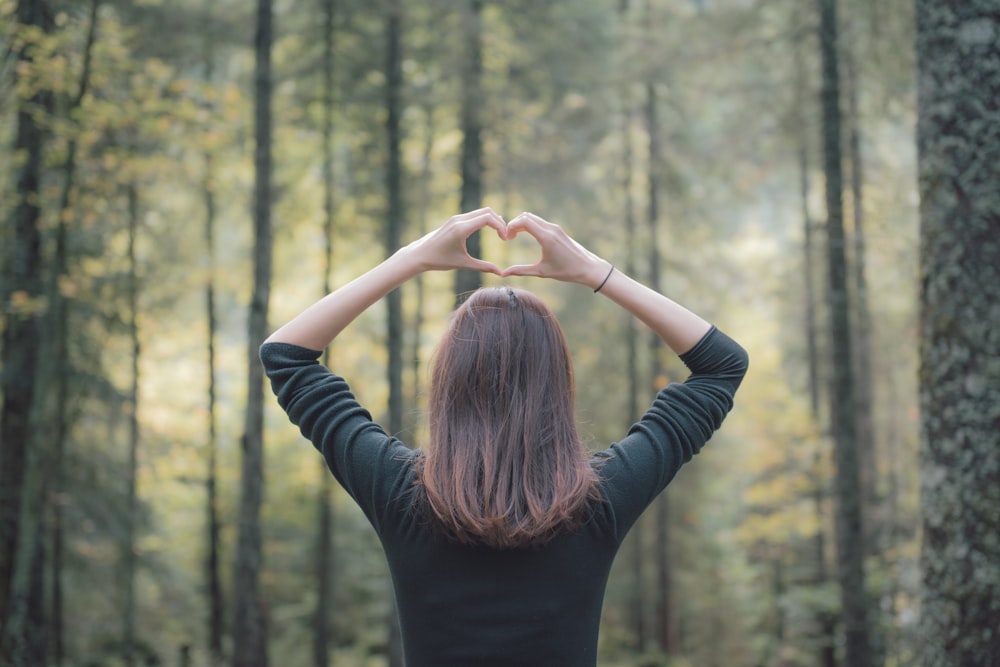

{"left": 502, "top": 212, "right": 712, "bottom": 355}
{"left": 265, "top": 208, "right": 711, "bottom": 357}
{"left": 264, "top": 207, "right": 508, "bottom": 350}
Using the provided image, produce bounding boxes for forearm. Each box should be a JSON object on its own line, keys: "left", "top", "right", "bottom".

{"left": 264, "top": 247, "right": 423, "bottom": 350}
{"left": 265, "top": 208, "right": 505, "bottom": 350}
{"left": 595, "top": 267, "right": 712, "bottom": 356}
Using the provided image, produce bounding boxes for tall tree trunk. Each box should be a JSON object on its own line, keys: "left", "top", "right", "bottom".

{"left": 203, "top": 149, "right": 225, "bottom": 664}
{"left": 915, "top": 1, "right": 1000, "bottom": 664}
{"left": 383, "top": 2, "right": 405, "bottom": 665}
{"left": 624, "top": 98, "right": 645, "bottom": 659}
{"left": 794, "top": 17, "right": 837, "bottom": 666}
{"left": 644, "top": 69, "right": 673, "bottom": 657}
{"left": 123, "top": 183, "right": 141, "bottom": 667}
{"left": 201, "top": 3, "right": 225, "bottom": 661}
{"left": 816, "top": 1, "right": 872, "bottom": 665}
{"left": 844, "top": 30, "right": 877, "bottom": 553}
{"left": 313, "top": 1, "right": 337, "bottom": 664}
{"left": 453, "top": 0, "right": 484, "bottom": 300}
{"left": 409, "top": 104, "right": 436, "bottom": 439}
{"left": 232, "top": 1, "right": 274, "bottom": 665}
{"left": 3, "top": 2, "right": 98, "bottom": 662}
{"left": 0, "top": 0, "right": 50, "bottom": 647}
{"left": 616, "top": 0, "right": 645, "bottom": 645}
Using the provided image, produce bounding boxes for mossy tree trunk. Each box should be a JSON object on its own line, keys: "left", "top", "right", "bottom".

{"left": 915, "top": 1, "right": 1000, "bottom": 664}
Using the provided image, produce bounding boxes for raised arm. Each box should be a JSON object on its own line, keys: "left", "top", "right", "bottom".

{"left": 502, "top": 212, "right": 711, "bottom": 355}
{"left": 265, "top": 208, "right": 507, "bottom": 350}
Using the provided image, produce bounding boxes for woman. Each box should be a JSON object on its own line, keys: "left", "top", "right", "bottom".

{"left": 261, "top": 208, "right": 748, "bottom": 666}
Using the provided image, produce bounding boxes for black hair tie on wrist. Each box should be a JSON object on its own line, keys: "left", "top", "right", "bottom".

{"left": 594, "top": 264, "right": 615, "bottom": 293}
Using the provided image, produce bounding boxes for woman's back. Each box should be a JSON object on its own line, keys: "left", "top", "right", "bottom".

{"left": 262, "top": 325, "right": 748, "bottom": 666}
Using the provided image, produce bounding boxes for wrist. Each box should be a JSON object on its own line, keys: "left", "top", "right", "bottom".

{"left": 593, "top": 263, "right": 615, "bottom": 293}
{"left": 580, "top": 258, "right": 613, "bottom": 290}
{"left": 387, "top": 244, "right": 427, "bottom": 282}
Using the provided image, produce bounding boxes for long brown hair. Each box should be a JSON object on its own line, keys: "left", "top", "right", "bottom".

{"left": 415, "top": 287, "right": 600, "bottom": 548}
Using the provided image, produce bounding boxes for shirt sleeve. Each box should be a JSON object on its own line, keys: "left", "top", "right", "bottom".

{"left": 594, "top": 326, "right": 749, "bottom": 543}
{"left": 259, "top": 342, "right": 416, "bottom": 533}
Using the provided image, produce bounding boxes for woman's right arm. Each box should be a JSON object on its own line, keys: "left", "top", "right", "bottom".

{"left": 502, "top": 212, "right": 712, "bottom": 355}
{"left": 501, "top": 213, "right": 749, "bottom": 539}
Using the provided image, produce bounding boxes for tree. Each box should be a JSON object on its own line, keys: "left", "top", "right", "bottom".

{"left": 383, "top": 2, "right": 405, "bottom": 665}
{"left": 122, "top": 183, "right": 141, "bottom": 667}
{"left": 313, "top": 1, "right": 338, "bottom": 664}
{"left": 0, "top": 0, "right": 50, "bottom": 660}
{"left": 232, "top": 0, "right": 274, "bottom": 664}
{"left": 453, "top": 0, "right": 484, "bottom": 299}
{"left": 200, "top": 33, "right": 226, "bottom": 667}
{"left": 816, "top": 0, "right": 874, "bottom": 664}
{"left": 915, "top": 1, "right": 1000, "bottom": 664}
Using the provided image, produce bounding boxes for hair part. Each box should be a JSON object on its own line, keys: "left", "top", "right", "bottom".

{"left": 415, "top": 287, "right": 600, "bottom": 549}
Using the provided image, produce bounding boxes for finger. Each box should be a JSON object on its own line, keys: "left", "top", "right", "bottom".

{"left": 500, "top": 263, "right": 543, "bottom": 278}
{"left": 506, "top": 213, "right": 544, "bottom": 239}
{"left": 455, "top": 206, "right": 495, "bottom": 218}
{"left": 461, "top": 208, "right": 507, "bottom": 239}
{"left": 467, "top": 259, "right": 503, "bottom": 275}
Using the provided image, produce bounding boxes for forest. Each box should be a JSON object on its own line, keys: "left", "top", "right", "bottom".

{"left": 1, "top": 0, "right": 998, "bottom": 666}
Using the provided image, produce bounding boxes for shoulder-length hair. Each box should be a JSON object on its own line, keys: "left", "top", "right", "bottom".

{"left": 414, "top": 286, "right": 600, "bottom": 549}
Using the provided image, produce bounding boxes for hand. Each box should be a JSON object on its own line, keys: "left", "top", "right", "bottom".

{"left": 406, "top": 207, "right": 508, "bottom": 275}
{"left": 501, "top": 212, "right": 610, "bottom": 288}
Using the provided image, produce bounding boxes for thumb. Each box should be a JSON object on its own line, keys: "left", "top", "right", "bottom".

{"left": 468, "top": 259, "right": 503, "bottom": 276}
{"left": 500, "top": 263, "right": 543, "bottom": 278}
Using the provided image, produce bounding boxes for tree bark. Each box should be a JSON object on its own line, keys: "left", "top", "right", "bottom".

{"left": 844, "top": 30, "right": 877, "bottom": 554}
{"left": 0, "top": 0, "right": 50, "bottom": 648}
{"left": 383, "top": 3, "right": 405, "bottom": 665}
{"left": 615, "top": 1, "right": 645, "bottom": 644}
{"left": 816, "top": 1, "right": 873, "bottom": 665}
{"left": 232, "top": 1, "right": 274, "bottom": 665}
{"left": 313, "top": 2, "right": 337, "bottom": 663}
{"left": 793, "top": 16, "right": 838, "bottom": 665}
{"left": 200, "top": 4, "right": 225, "bottom": 661}
{"left": 915, "top": 1, "right": 1000, "bottom": 664}
{"left": 453, "top": 0, "right": 484, "bottom": 300}
{"left": 644, "top": 67, "right": 673, "bottom": 657}
{"left": 123, "top": 183, "right": 141, "bottom": 667}
{"left": 203, "top": 107, "right": 225, "bottom": 667}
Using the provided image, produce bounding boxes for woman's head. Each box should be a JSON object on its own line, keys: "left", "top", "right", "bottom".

{"left": 418, "top": 286, "right": 599, "bottom": 548}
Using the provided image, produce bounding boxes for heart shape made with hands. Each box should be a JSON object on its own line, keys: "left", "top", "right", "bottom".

{"left": 449, "top": 216, "right": 547, "bottom": 275}
{"left": 496, "top": 229, "right": 544, "bottom": 273}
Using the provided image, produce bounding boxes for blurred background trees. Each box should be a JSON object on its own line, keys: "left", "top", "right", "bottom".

{"left": 2, "top": 0, "right": 994, "bottom": 665}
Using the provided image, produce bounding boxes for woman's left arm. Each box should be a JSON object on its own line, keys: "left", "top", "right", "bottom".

{"left": 264, "top": 207, "right": 507, "bottom": 350}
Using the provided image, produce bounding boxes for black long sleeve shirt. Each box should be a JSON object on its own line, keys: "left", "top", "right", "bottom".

{"left": 261, "top": 326, "right": 748, "bottom": 666}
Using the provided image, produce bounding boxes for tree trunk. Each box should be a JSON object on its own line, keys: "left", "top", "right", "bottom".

{"left": 915, "top": 1, "right": 1000, "bottom": 664}
{"left": 624, "top": 95, "right": 645, "bottom": 660}
{"left": 203, "top": 116, "right": 225, "bottom": 667}
{"left": 844, "top": 32, "right": 877, "bottom": 554}
{"left": 0, "top": 0, "right": 50, "bottom": 647}
{"left": 410, "top": 104, "right": 436, "bottom": 440}
{"left": 232, "top": 1, "right": 274, "bottom": 665}
{"left": 794, "top": 18, "right": 837, "bottom": 666}
{"left": 313, "top": 2, "right": 337, "bottom": 663}
{"left": 383, "top": 2, "right": 405, "bottom": 665}
{"left": 644, "top": 69, "right": 673, "bottom": 656}
{"left": 123, "top": 183, "right": 141, "bottom": 667}
{"left": 200, "top": 5, "right": 225, "bottom": 661}
{"left": 453, "top": 0, "right": 484, "bottom": 300}
{"left": 3, "top": 2, "right": 98, "bottom": 662}
{"left": 816, "top": 1, "right": 873, "bottom": 665}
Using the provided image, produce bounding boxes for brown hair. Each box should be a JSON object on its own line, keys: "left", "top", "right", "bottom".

{"left": 415, "top": 287, "right": 600, "bottom": 548}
